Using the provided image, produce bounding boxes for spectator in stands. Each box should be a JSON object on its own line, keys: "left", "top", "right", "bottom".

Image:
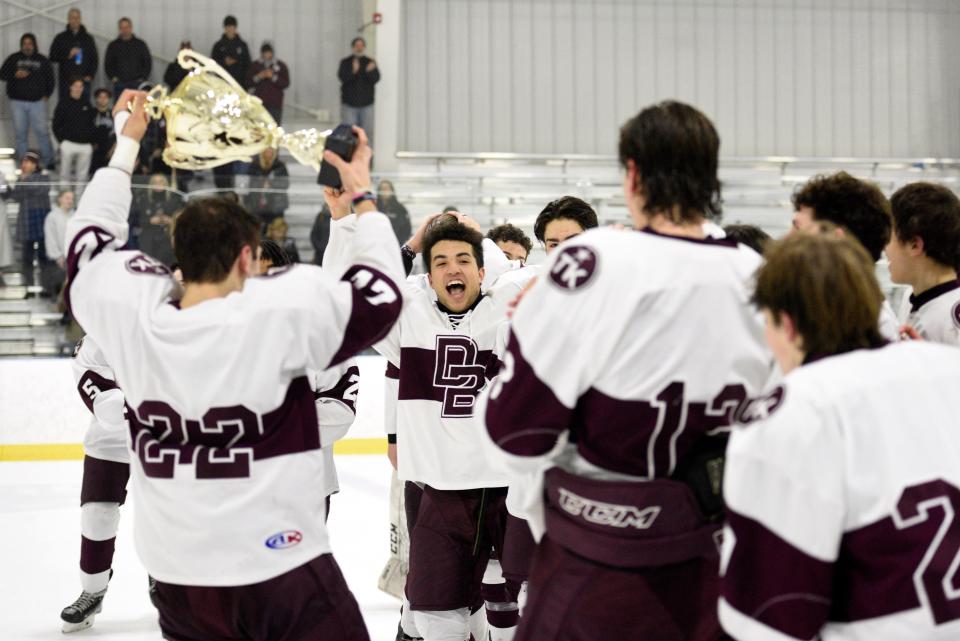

{"left": 211, "top": 17, "right": 250, "bottom": 190}
{"left": 724, "top": 223, "right": 771, "bottom": 254}
{"left": 49, "top": 8, "right": 97, "bottom": 101}
{"left": 244, "top": 148, "right": 289, "bottom": 227}
{"left": 533, "top": 195, "right": 599, "bottom": 253}
{"left": 105, "top": 17, "right": 151, "bottom": 97}
{"left": 89, "top": 88, "right": 114, "bottom": 175}
{"left": 163, "top": 40, "right": 192, "bottom": 89}
{"left": 247, "top": 42, "right": 289, "bottom": 124}
{"left": 265, "top": 216, "right": 300, "bottom": 263}
{"left": 338, "top": 37, "right": 379, "bottom": 143}
{"left": 42, "top": 189, "right": 73, "bottom": 294}
{"left": 0, "top": 34, "right": 55, "bottom": 167}
{"left": 487, "top": 223, "right": 533, "bottom": 262}
{"left": 376, "top": 179, "right": 411, "bottom": 243}
{"left": 136, "top": 173, "right": 181, "bottom": 267}
{"left": 212, "top": 15, "right": 251, "bottom": 85}
{"left": 52, "top": 77, "right": 95, "bottom": 189}
{"left": 1, "top": 151, "right": 51, "bottom": 288}
{"left": 310, "top": 204, "right": 331, "bottom": 266}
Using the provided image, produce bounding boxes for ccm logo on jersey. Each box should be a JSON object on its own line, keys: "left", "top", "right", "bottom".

{"left": 558, "top": 488, "right": 661, "bottom": 530}
{"left": 549, "top": 245, "right": 598, "bottom": 291}
{"left": 265, "top": 530, "right": 303, "bottom": 550}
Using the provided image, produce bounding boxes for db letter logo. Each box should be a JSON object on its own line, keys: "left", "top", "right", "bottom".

{"left": 265, "top": 530, "right": 303, "bottom": 550}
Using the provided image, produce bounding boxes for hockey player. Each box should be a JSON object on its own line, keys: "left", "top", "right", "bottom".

{"left": 789, "top": 171, "right": 900, "bottom": 340}
{"left": 721, "top": 232, "right": 960, "bottom": 641}
{"left": 479, "top": 100, "right": 772, "bottom": 641}
{"left": 886, "top": 182, "right": 960, "bottom": 345}
{"left": 63, "top": 92, "right": 403, "bottom": 640}
{"left": 532, "top": 196, "right": 598, "bottom": 253}
{"left": 487, "top": 223, "right": 533, "bottom": 263}
{"left": 373, "top": 219, "right": 514, "bottom": 641}
{"left": 59, "top": 335, "right": 131, "bottom": 632}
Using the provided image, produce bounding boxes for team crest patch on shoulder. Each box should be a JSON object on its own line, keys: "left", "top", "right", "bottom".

{"left": 952, "top": 301, "right": 960, "bottom": 329}
{"left": 735, "top": 386, "right": 786, "bottom": 425}
{"left": 549, "top": 245, "right": 598, "bottom": 291}
{"left": 126, "top": 253, "right": 171, "bottom": 276}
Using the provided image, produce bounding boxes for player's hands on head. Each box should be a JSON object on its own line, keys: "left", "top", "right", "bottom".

{"left": 407, "top": 212, "right": 448, "bottom": 253}
{"left": 322, "top": 125, "right": 373, "bottom": 197}
{"left": 455, "top": 213, "right": 481, "bottom": 233}
{"left": 323, "top": 187, "right": 352, "bottom": 221}
{"left": 113, "top": 89, "right": 149, "bottom": 142}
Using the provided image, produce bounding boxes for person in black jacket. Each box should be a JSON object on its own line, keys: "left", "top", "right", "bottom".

{"left": 89, "top": 88, "right": 115, "bottom": 175}
{"left": 244, "top": 148, "right": 289, "bottom": 227}
{"left": 53, "top": 77, "right": 95, "bottom": 189}
{"left": 376, "top": 179, "right": 411, "bottom": 243}
{"left": 338, "top": 37, "right": 380, "bottom": 144}
{"left": 48, "top": 8, "right": 98, "bottom": 101}
{"left": 211, "top": 16, "right": 250, "bottom": 86}
{"left": 163, "top": 40, "right": 191, "bottom": 89}
{"left": 104, "top": 17, "right": 152, "bottom": 97}
{"left": 310, "top": 204, "right": 331, "bottom": 266}
{"left": 0, "top": 34, "right": 55, "bottom": 166}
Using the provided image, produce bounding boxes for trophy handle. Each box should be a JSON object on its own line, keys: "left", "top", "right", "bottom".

{"left": 177, "top": 49, "right": 246, "bottom": 94}
{"left": 144, "top": 84, "right": 169, "bottom": 121}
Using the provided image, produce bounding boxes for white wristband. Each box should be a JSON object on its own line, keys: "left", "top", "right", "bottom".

{"left": 108, "top": 136, "right": 139, "bottom": 175}
{"left": 113, "top": 110, "right": 130, "bottom": 135}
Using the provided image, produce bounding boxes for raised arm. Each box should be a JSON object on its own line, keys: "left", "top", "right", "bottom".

{"left": 63, "top": 90, "right": 148, "bottom": 317}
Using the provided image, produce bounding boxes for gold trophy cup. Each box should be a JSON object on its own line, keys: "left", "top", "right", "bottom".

{"left": 144, "top": 49, "right": 326, "bottom": 170}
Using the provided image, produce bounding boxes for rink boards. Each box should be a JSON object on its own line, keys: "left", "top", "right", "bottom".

{"left": 0, "top": 354, "right": 390, "bottom": 461}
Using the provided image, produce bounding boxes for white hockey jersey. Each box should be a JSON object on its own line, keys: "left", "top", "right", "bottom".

{"left": 478, "top": 228, "right": 772, "bottom": 533}
{"left": 905, "top": 279, "right": 960, "bottom": 346}
{"left": 721, "top": 341, "right": 960, "bottom": 641}
{"left": 326, "top": 215, "right": 515, "bottom": 489}
{"left": 73, "top": 335, "right": 128, "bottom": 464}
{"left": 63, "top": 140, "right": 404, "bottom": 586}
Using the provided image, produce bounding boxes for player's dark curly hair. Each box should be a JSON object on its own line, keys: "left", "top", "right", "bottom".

{"left": 487, "top": 223, "right": 533, "bottom": 257}
{"left": 890, "top": 182, "right": 960, "bottom": 270}
{"left": 422, "top": 222, "right": 485, "bottom": 272}
{"left": 533, "top": 196, "right": 598, "bottom": 243}
{"left": 174, "top": 197, "right": 260, "bottom": 283}
{"left": 618, "top": 100, "right": 722, "bottom": 222}
{"left": 259, "top": 238, "right": 292, "bottom": 267}
{"left": 791, "top": 172, "right": 891, "bottom": 262}
{"left": 723, "top": 224, "right": 772, "bottom": 254}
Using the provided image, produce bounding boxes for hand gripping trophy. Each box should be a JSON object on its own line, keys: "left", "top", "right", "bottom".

{"left": 144, "top": 49, "right": 356, "bottom": 185}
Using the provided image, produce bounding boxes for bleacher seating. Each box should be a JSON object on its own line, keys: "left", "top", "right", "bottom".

{"left": 2, "top": 125, "right": 957, "bottom": 357}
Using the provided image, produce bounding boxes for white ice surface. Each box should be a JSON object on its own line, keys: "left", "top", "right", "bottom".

{"left": 0, "top": 457, "right": 400, "bottom": 640}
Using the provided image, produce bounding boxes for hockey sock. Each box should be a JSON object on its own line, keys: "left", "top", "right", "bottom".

{"left": 79, "top": 502, "right": 121, "bottom": 593}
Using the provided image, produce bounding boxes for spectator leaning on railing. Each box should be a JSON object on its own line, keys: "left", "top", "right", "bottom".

{"left": 42, "top": 189, "right": 73, "bottom": 295}
{"left": 0, "top": 151, "right": 51, "bottom": 288}
{"left": 53, "top": 77, "right": 95, "bottom": 190}
{"left": 135, "top": 173, "right": 181, "bottom": 267}
{"left": 49, "top": 7, "right": 97, "bottom": 101}
{"left": 0, "top": 34, "right": 55, "bottom": 167}
{"left": 244, "top": 148, "right": 289, "bottom": 227}
{"left": 247, "top": 42, "right": 289, "bottom": 124}
{"left": 105, "top": 17, "right": 151, "bottom": 97}
{"left": 376, "top": 179, "right": 411, "bottom": 243}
